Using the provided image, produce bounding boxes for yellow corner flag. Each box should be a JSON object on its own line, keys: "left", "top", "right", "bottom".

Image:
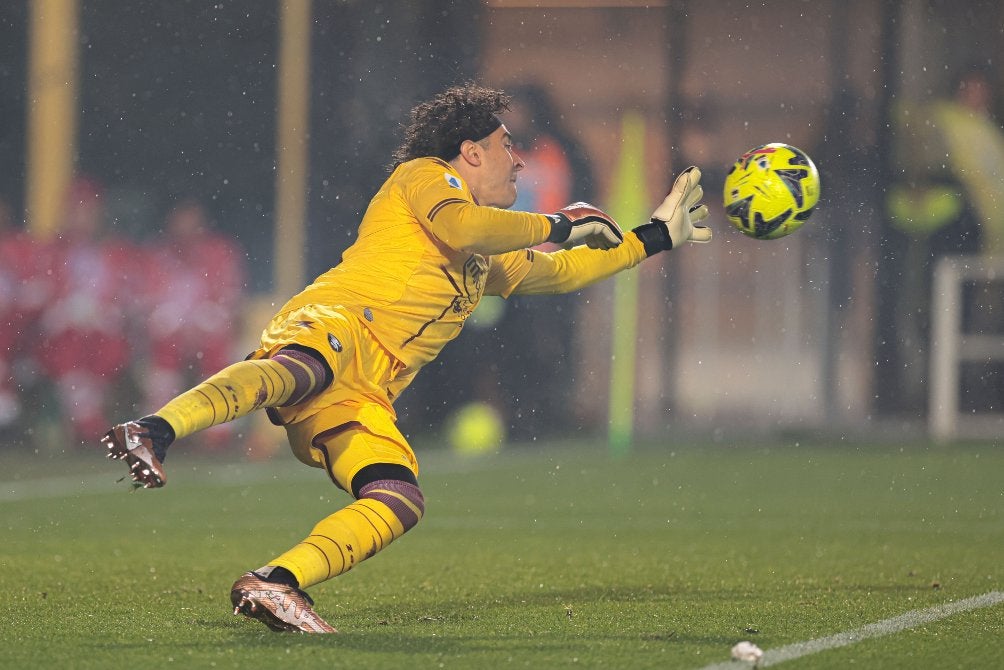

{"left": 606, "top": 112, "right": 649, "bottom": 456}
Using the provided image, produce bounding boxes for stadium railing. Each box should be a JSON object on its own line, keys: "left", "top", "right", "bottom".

{"left": 929, "top": 255, "right": 1004, "bottom": 442}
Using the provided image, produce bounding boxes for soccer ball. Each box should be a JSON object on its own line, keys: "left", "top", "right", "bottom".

{"left": 723, "top": 143, "right": 820, "bottom": 240}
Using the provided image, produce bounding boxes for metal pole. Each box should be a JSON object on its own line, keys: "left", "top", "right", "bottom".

{"left": 274, "top": 0, "right": 312, "bottom": 298}
{"left": 26, "top": 0, "right": 79, "bottom": 240}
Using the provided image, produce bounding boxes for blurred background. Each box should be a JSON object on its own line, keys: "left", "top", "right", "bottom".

{"left": 1, "top": 0, "right": 1002, "bottom": 454}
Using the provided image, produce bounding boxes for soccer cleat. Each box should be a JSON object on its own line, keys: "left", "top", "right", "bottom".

{"left": 101, "top": 421, "right": 167, "bottom": 489}
{"left": 230, "top": 572, "right": 337, "bottom": 634}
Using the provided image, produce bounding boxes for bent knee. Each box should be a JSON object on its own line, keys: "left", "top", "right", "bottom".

{"left": 358, "top": 479, "right": 425, "bottom": 533}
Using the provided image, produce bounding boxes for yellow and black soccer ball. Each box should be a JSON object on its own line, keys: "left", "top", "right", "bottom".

{"left": 723, "top": 143, "right": 820, "bottom": 240}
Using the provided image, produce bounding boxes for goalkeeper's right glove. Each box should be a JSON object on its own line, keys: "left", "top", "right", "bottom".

{"left": 546, "top": 202, "right": 624, "bottom": 250}
{"left": 633, "top": 166, "right": 712, "bottom": 256}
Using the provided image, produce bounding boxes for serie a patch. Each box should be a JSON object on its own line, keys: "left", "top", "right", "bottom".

{"left": 444, "top": 173, "right": 463, "bottom": 190}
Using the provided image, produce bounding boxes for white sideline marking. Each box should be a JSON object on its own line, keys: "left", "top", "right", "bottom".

{"left": 699, "top": 590, "right": 1004, "bottom": 669}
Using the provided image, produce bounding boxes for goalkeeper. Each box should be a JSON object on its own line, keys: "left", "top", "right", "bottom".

{"left": 101, "top": 82, "right": 712, "bottom": 634}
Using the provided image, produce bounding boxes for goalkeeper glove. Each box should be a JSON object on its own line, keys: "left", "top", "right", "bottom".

{"left": 633, "top": 166, "right": 712, "bottom": 256}
{"left": 546, "top": 202, "right": 624, "bottom": 250}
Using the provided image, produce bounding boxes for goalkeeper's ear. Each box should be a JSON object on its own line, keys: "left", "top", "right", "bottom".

{"left": 632, "top": 166, "right": 713, "bottom": 256}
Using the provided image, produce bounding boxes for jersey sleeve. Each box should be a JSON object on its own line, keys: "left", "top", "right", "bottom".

{"left": 401, "top": 159, "right": 555, "bottom": 255}
{"left": 496, "top": 231, "right": 649, "bottom": 296}
{"left": 484, "top": 248, "right": 537, "bottom": 298}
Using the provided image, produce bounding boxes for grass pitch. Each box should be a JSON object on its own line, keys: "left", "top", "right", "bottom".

{"left": 2, "top": 438, "right": 1001, "bottom": 669}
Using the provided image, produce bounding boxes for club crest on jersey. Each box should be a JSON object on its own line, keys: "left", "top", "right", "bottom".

{"left": 451, "top": 254, "right": 489, "bottom": 320}
{"left": 328, "top": 333, "right": 343, "bottom": 353}
{"left": 444, "top": 173, "right": 463, "bottom": 190}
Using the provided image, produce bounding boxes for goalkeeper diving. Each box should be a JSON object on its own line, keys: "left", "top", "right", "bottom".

{"left": 100, "top": 82, "right": 712, "bottom": 633}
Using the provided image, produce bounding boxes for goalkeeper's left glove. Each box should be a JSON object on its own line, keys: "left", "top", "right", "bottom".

{"left": 632, "top": 166, "right": 712, "bottom": 256}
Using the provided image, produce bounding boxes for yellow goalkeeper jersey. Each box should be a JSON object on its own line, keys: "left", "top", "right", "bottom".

{"left": 276, "top": 157, "right": 648, "bottom": 376}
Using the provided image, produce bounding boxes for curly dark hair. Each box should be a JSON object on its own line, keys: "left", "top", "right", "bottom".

{"left": 391, "top": 82, "right": 511, "bottom": 168}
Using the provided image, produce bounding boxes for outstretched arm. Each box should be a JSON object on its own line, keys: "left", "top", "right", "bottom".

{"left": 425, "top": 199, "right": 553, "bottom": 255}
{"left": 403, "top": 158, "right": 627, "bottom": 256}
{"left": 429, "top": 200, "right": 624, "bottom": 256}
{"left": 506, "top": 234, "right": 648, "bottom": 295}
{"left": 496, "top": 166, "right": 712, "bottom": 296}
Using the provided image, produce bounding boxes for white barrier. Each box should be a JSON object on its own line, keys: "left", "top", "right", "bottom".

{"left": 929, "top": 255, "right": 1004, "bottom": 441}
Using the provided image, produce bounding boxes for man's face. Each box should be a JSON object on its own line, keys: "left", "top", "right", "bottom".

{"left": 475, "top": 124, "right": 525, "bottom": 208}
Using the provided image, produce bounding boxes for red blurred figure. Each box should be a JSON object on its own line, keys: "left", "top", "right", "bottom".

{"left": 0, "top": 198, "right": 45, "bottom": 429}
{"left": 141, "top": 199, "right": 246, "bottom": 446}
{"left": 34, "top": 177, "right": 139, "bottom": 443}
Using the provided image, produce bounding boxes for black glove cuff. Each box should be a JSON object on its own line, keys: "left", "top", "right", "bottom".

{"left": 546, "top": 214, "right": 571, "bottom": 244}
{"left": 632, "top": 219, "right": 673, "bottom": 256}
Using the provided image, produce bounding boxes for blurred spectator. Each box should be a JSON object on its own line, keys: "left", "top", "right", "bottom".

{"left": 932, "top": 64, "right": 1004, "bottom": 256}
{"left": 140, "top": 198, "right": 247, "bottom": 447}
{"left": 0, "top": 196, "right": 33, "bottom": 430}
{"left": 33, "top": 177, "right": 139, "bottom": 444}
{"left": 932, "top": 64, "right": 1004, "bottom": 411}
{"left": 883, "top": 63, "right": 1004, "bottom": 414}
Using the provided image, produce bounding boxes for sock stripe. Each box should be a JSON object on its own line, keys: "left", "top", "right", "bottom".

{"left": 365, "top": 489, "right": 422, "bottom": 531}
{"left": 271, "top": 365, "right": 293, "bottom": 406}
{"left": 256, "top": 361, "right": 282, "bottom": 405}
{"left": 310, "top": 532, "right": 352, "bottom": 576}
{"left": 207, "top": 382, "right": 235, "bottom": 420}
{"left": 329, "top": 542, "right": 348, "bottom": 576}
{"left": 359, "top": 480, "right": 425, "bottom": 533}
{"left": 194, "top": 388, "right": 218, "bottom": 425}
{"left": 361, "top": 500, "right": 402, "bottom": 540}
{"left": 268, "top": 483, "right": 423, "bottom": 589}
{"left": 347, "top": 505, "right": 393, "bottom": 548}
{"left": 369, "top": 488, "right": 424, "bottom": 517}
{"left": 368, "top": 502, "right": 400, "bottom": 538}
{"left": 155, "top": 358, "right": 302, "bottom": 440}
{"left": 281, "top": 356, "right": 316, "bottom": 405}
{"left": 274, "top": 349, "right": 330, "bottom": 406}
{"left": 351, "top": 505, "right": 390, "bottom": 546}
{"left": 302, "top": 539, "right": 335, "bottom": 578}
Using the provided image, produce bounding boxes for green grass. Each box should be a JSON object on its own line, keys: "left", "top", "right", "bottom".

{"left": 2, "top": 439, "right": 1001, "bottom": 669}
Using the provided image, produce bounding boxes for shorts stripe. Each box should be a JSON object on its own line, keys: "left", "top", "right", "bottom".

{"left": 311, "top": 422, "right": 364, "bottom": 489}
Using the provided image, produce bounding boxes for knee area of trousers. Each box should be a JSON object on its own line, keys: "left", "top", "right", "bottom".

{"left": 358, "top": 479, "right": 425, "bottom": 532}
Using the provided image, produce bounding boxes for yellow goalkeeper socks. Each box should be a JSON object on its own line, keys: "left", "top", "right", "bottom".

{"left": 268, "top": 480, "right": 425, "bottom": 588}
{"left": 155, "top": 349, "right": 329, "bottom": 441}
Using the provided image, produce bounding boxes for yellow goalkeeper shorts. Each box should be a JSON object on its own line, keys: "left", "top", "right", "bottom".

{"left": 249, "top": 304, "right": 418, "bottom": 489}
{"left": 284, "top": 401, "right": 418, "bottom": 491}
